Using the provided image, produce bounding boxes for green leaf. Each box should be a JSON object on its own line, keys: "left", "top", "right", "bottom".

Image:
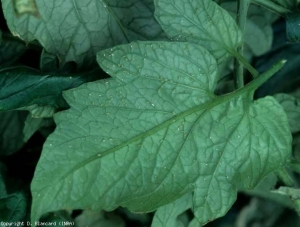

{"left": 274, "top": 93, "right": 300, "bottom": 133}
{"left": 38, "top": 211, "right": 74, "bottom": 226}
{"left": 154, "top": 0, "right": 242, "bottom": 61}
{"left": 19, "top": 105, "right": 56, "bottom": 118}
{"left": 272, "top": 186, "right": 300, "bottom": 215}
{"left": 288, "top": 159, "right": 300, "bottom": 173}
{"left": 221, "top": 2, "right": 275, "bottom": 56}
{"left": 0, "top": 170, "right": 7, "bottom": 199}
{"left": 271, "top": 0, "right": 298, "bottom": 8}
{"left": 0, "top": 33, "right": 26, "bottom": 66}
{"left": 245, "top": 20, "right": 272, "bottom": 56}
{"left": 152, "top": 193, "right": 192, "bottom": 227}
{"left": 2, "top": 0, "right": 166, "bottom": 65}
{"left": 0, "top": 192, "right": 27, "bottom": 222}
{"left": 188, "top": 218, "right": 202, "bottom": 227}
{"left": 31, "top": 42, "right": 291, "bottom": 224}
{"left": 0, "top": 67, "right": 102, "bottom": 111}
{"left": 241, "top": 171, "right": 295, "bottom": 209}
{"left": 75, "top": 210, "right": 125, "bottom": 227}
{"left": 23, "top": 114, "right": 51, "bottom": 143}
{"left": 286, "top": 10, "right": 300, "bottom": 42}
{"left": 0, "top": 111, "right": 27, "bottom": 156}
{"left": 275, "top": 168, "right": 295, "bottom": 187}
{"left": 40, "top": 49, "right": 59, "bottom": 72}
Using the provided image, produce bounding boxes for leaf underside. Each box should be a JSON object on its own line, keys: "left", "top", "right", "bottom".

{"left": 31, "top": 41, "right": 291, "bottom": 224}
{"left": 2, "top": 0, "right": 166, "bottom": 65}
{"left": 154, "top": 0, "right": 242, "bottom": 61}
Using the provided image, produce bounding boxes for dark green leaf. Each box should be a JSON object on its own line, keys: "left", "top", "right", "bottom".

{"left": 75, "top": 210, "right": 125, "bottom": 227}
{"left": 39, "top": 211, "right": 74, "bottom": 226}
{"left": 0, "top": 111, "right": 27, "bottom": 156}
{"left": 0, "top": 170, "right": 7, "bottom": 199}
{"left": 0, "top": 33, "right": 26, "bottom": 66}
{"left": 286, "top": 11, "right": 300, "bottom": 42}
{"left": 40, "top": 50, "right": 59, "bottom": 72}
{"left": 271, "top": 0, "right": 297, "bottom": 9}
{"left": 0, "top": 192, "right": 27, "bottom": 222}
{"left": 254, "top": 31, "right": 300, "bottom": 97}
{"left": 287, "top": 158, "right": 300, "bottom": 174}
{"left": 0, "top": 66, "right": 102, "bottom": 111}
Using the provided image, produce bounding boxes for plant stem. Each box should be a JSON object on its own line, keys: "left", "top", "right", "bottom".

{"left": 225, "top": 59, "right": 286, "bottom": 99}
{"left": 275, "top": 168, "right": 296, "bottom": 187}
{"left": 251, "top": 0, "right": 291, "bottom": 16}
{"left": 243, "top": 189, "right": 294, "bottom": 208}
{"left": 234, "top": 51, "right": 259, "bottom": 78}
{"left": 234, "top": 0, "right": 250, "bottom": 89}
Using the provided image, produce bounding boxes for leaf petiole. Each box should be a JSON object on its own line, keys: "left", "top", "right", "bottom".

{"left": 251, "top": 0, "right": 291, "bottom": 16}
{"left": 221, "top": 59, "right": 286, "bottom": 100}
{"left": 234, "top": 0, "right": 251, "bottom": 89}
{"left": 234, "top": 51, "right": 259, "bottom": 78}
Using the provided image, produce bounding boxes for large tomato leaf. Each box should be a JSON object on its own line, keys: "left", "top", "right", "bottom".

{"left": 31, "top": 42, "right": 291, "bottom": 224}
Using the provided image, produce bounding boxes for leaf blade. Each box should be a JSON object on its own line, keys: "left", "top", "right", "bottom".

{"left": 154, "top": 0, "right": 242, "bottom": 61}
{"left": 274, "top": 93, "right": 300, "bottom": 133}
{"left": 31, "top": 41, "right": 291, "bottom": 224}
{"left": 2, "top": 0, "right": 166, "bottom": 65}
{"left": 0, "top": 66, "right": 102, "bottom": 111}
{"left": 152, "top": 193, "right": 192, "bottom": 227}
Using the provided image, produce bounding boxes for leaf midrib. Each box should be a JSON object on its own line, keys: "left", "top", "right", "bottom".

{"left": 37, "top": 53, "right": 284, "bottom": 197}
{"left": 56, "top": 90, "right": 242, "bottom": 184}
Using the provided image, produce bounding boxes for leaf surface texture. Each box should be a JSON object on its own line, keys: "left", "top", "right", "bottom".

{"left": 31, "top": 42, "right": 291, "bottom": 224}
{"left": 2, "top": 0, "right": 166, "bottom": 65}
{"left": 154, "top": 0, "right": 242, "bottom": 60}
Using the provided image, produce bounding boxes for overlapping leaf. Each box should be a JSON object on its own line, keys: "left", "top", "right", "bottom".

{"left": 0, "top": 192, "right": 27, "bottom": 222}
{"left": 31, "top": 42, "right": 291, "bottom": 224}
{"left": 0, "top": 66, "right": 102, "bottom": 111}
{"left": 286, "top": 11, "right": 300, "bottom": 42}
{"left": 274, "top": 93, "right": 300, "bottom": 133}
{"left": 221, "top": 2, "right": 276, "bottom": 56}
{"left": 75, "top": 210, "right": 125, "bottom": 227}
{"left": 152, "top": 193, "right": 192, "bottom": 227}
{"left": 0, "top": 33, "right": 26, "bottom": 66}
{"left": 271, "top": 0, "right": 297, "bottom": 8}
{"left": 2, "top": 0, "right": 166, "bottom": 65}
{"left": 154, "top": 0, "right": 242, "bottom": 61}
{"left": 0, "top": 111, "right": 27, "bottom": 156}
